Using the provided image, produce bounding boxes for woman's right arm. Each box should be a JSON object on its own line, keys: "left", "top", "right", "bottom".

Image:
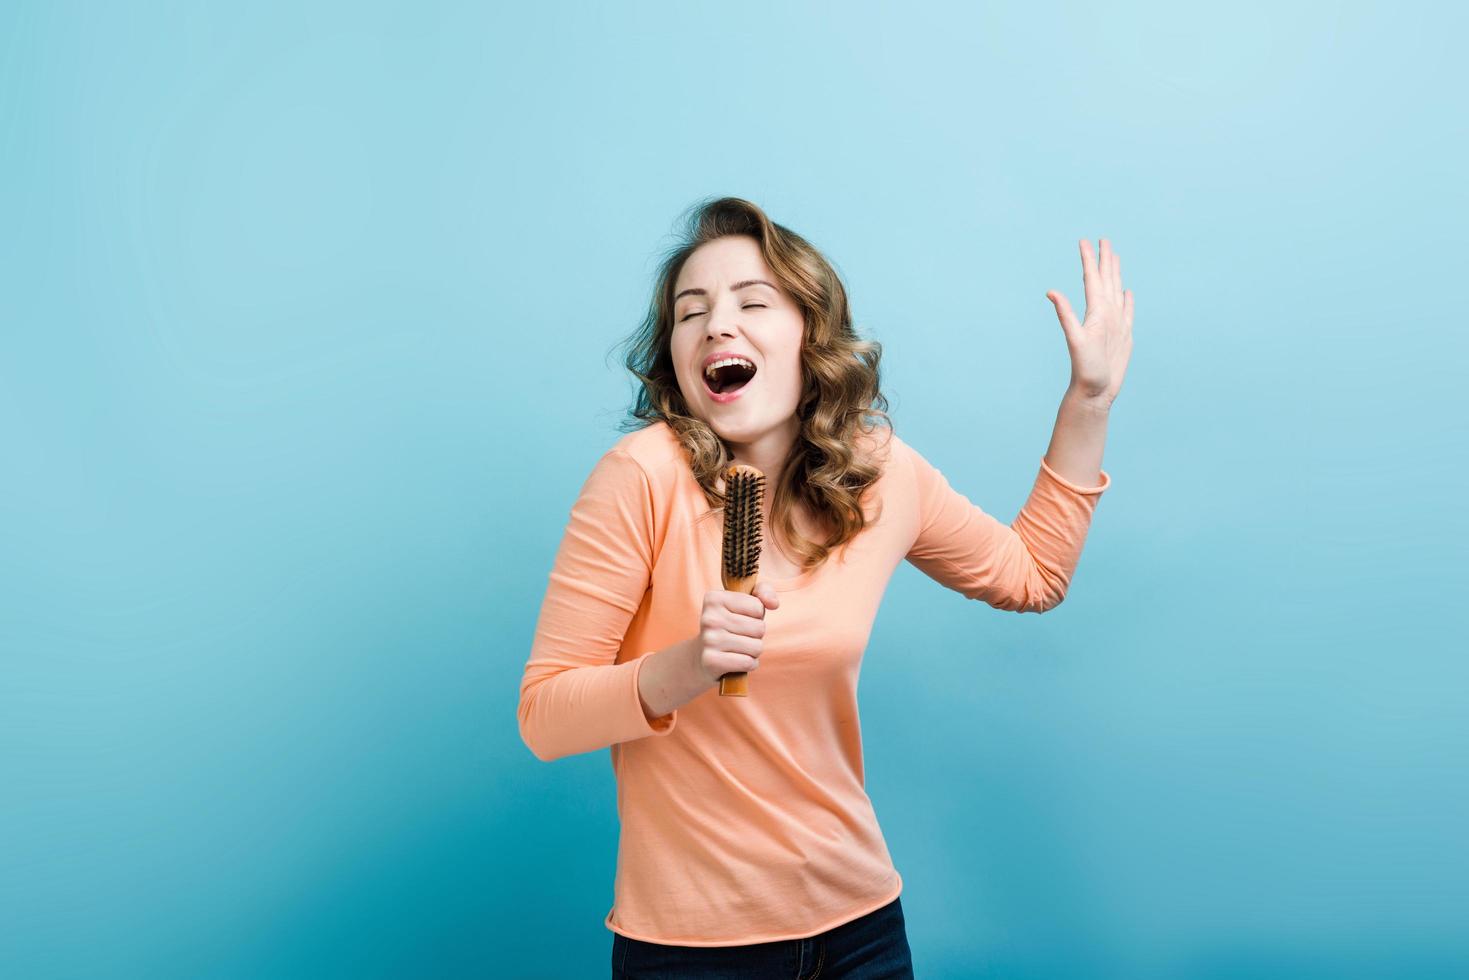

{"left": 517, "top": 449, "right": 677, "bottom": 762}
{"left": 634, "top": 636, "right": 705, "bottom": 722}
{"left": 518, "top": 448, "right": 779, "bottom": 762}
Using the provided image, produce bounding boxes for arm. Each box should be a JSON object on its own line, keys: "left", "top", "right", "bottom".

{"left": 635, "top": 635, "right": 710, "bottom": 721}
{"left": 906, "top": 235, "right": 1128, "bottom": 611}
{"left": 903, "top": 434, "right": 1110, "bottom": 613}
{"left": 1042, "top": 234, "right": 1132, "bottom": 485}
{"left": 517, "top": 449, "right": 682, "bottom": 762}
{"left": 1043, "top": 388, "right": 1112, "bottom": 489}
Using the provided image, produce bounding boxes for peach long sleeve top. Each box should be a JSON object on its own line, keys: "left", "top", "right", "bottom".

{"left": 517, "top": 420, "right": 1111, "bottom": 947}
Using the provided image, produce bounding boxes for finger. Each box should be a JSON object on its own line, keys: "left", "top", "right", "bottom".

{"left": 1046, "top": 289, "right": 1080, "bottom": 336}
{"left": 1079, "top": 238, "right": 1099, "bottom": 310}
{"left": 730, "top": 591, "right": 766, "bottom": 618}
{"left": 724, "top": 632, "right": 762, "bottom": 657}
{"left": 713, "top": 637, "right": 760, "bottom": 662}
{"left": 758, "top": 583, "right": 780, "bottom": 610}
{"left": 725, "top": 610, "right": 767, "bottom": 638}
{"left": 1123, "top": 289, "right": 1134, "bottom": 329}
{"left": 1109, "top": 241, "right": 1123, "bottom": 300}
{"left": 1100, "top": 238, "right": 1119, "bottom": 303}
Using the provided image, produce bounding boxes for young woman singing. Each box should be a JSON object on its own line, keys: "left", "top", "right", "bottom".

{"left": 518, "top": 197, "right": 1131, "bottom": 978}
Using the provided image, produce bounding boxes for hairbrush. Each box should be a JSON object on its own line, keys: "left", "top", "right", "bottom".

{"left": 718, "top": 463, "right": 765, "bottom": 697}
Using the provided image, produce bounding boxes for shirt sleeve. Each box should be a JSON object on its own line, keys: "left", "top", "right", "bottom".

{"left": 903, "top": 440, "right": 1111, "bottom": 613}
{"left": 517, "top": 448, "right": 679, "bottom": 762}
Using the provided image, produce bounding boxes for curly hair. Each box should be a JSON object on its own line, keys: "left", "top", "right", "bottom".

{"left": 612, "top": 196, "right": 895, "bottom": 574}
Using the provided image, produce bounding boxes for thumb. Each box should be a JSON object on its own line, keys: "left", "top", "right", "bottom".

{"left": 1046, "top": 290, "right": 1080, "bottom": 337}
{"left": 756, "top": 583, "right": 780, "bottom": 610}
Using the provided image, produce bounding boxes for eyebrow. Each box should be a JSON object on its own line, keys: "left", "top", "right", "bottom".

{"left": 673, "top": 279, "right": 777, "bottom": 303}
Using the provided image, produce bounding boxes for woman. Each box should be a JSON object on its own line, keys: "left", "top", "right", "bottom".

{"left": 518, "top": 197, "right": 1131, "bottom": 978}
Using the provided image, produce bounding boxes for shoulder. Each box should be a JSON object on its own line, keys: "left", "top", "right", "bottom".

{"left": 854, "top": 427, "right": 936, "bottom": 504}
{"left": 605, "top": 419, "right": 686, "bottom": 472}
{"left": 584, "top": 421, "right": 689, "bottom": 503}
{"left": 851, "top": 423, "right": 909, "bottom": 475}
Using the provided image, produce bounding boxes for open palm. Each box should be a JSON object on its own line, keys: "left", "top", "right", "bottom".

{"left": 1045, "top": 238, "right": 1134, "bottom": 407}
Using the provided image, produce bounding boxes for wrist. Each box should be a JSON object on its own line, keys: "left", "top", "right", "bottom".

{"left": 681, "top": 635, "right": 715, "bottom": 691}
{"left": 636, "top": 637, "right": 711, "bottom": 722}
{"left": 1064, "top": 385, "right": 1114, "bottom": 415}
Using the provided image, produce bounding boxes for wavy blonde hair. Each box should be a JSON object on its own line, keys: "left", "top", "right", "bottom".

{"left": 613, "top": 196, "right": 895, "bottom": 573}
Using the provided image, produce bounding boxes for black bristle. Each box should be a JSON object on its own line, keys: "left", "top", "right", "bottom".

{"left": 721, "top": 466, "right": 765, "bottom": 580}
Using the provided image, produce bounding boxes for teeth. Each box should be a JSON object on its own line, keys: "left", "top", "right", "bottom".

{"left": 704, "top": 356, "right": 755, "bottom": 380}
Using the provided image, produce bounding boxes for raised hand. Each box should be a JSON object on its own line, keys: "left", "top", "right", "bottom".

{"left": 1045, "top": 238, "right": 1134, "bottom": 408}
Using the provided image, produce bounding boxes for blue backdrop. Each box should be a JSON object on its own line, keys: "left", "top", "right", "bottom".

{"left": 2, "top": 2, "right": 1464, "bottom": 977}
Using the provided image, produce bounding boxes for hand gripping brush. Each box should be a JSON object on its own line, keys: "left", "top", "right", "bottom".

{"left": 717, "top": 463, "right": 765, "bottom": 697}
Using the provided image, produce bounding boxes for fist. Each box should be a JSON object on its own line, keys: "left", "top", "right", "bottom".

{"left": 690, "top": 583, "right": 780, "bottom": 687}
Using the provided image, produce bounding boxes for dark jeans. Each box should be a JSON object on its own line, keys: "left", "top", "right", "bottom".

{"left": 610, "top": 895, "right": 914, "bottom": 979}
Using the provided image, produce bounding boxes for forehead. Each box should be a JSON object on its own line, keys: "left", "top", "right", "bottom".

{"left": 674, "top": 236, "right": 772, "bottom": 292}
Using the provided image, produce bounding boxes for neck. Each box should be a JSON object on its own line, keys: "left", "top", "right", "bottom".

{"left": 725, "top": 415, "right": 800, "bottom": 524}
{"left": 726, "top": 416, "right": 799, "bottom": 481}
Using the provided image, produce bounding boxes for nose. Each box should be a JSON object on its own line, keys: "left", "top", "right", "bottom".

{"left": 705, "top": 302, "right": 741, "bottom": 339}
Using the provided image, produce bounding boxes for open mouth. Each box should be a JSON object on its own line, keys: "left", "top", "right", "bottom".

{"left": 703, "top": 359, "right": 757, "bottom": 395}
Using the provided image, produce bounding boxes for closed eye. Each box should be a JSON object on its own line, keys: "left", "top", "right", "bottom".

{"left": 679, "top": 303, "right": 766, "bottom": 323}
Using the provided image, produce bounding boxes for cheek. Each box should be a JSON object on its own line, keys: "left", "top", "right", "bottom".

{"left": 775, "top": 339, "right": 805, "bottom": 388}
{"left": 668, "top": 335, "right": 691, "bottom": 379}
{"left": 679, "top": 369, "right": 704, "bottom": 400}
{"left": 778, "top": 360, "right": 804, "bottom": 395}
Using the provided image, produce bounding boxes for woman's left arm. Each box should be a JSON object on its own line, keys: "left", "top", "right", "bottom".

{"left": 1042, "top": 237, "right": 1134, "bottom": 488}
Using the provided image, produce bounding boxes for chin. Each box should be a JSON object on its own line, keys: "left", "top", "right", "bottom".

{"left": 710, "top": 417, "right": 771, "bottom": 444}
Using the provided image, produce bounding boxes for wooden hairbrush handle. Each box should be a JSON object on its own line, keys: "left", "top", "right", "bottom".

{"left": 718, "top": 463, "right": 765, "bottom": 698}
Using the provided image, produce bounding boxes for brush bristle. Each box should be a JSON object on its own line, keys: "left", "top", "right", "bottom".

{"left": 721, "top": 465, "right": 765, "bottom": 580}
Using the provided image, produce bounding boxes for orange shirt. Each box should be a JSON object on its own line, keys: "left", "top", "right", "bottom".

{"left": 517, "top": 420, "right": 1111, "bottom": 946}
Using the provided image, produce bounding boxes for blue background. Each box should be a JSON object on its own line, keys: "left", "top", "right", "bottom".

{"left": 3, "top": 2, "right": 1464, "bottom": 977}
